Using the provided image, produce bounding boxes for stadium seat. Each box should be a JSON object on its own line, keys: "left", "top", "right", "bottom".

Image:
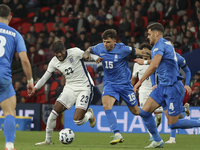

{"left": 130, "top": 22, "right": 134, "bottom": 31}
{"left": 46, "top": 22, "right": 54, "bottom": 32}
{"left": 114, "top": 21, "right": 120, "bottom": 27}
{"left": 41, "top": 7, "right": 50, "bottom": 13}
{"left": 69, "top": 43, "right": 75, "bottom": 47}
{"left": 61, "top": 27, "right": 66, "bottom": 33}
{"left": 186, "top": 9, "right": 193, "bottom": 18}
{"left": 60, "top": 17, "right": 69, "bottom": 24}
{"left": 9, "top": 18, "right": 21, "bottom": 25}
{"left": 21, "top": 23, "right": 31, "bottom": 34}
{"left": 177, "top": 26, "right": 180, "bottom": 32}
{"left": 50, "top": 81, "right": 59, "bottom": 97}
{"left": 27, "top": 12, "right": 35, "bottom": 18}
{"left": 34, "top": 23, "right": 44, "bottom": 33}
{"left": 158, "top": 11, "right": 163, "bottom": 22}
{"left": 192, "top": 43, "right": 198, "bottom": 50}
{"left": 172, "top": 14, "right": 180, "bottom": 24}
{"left": 114, "top": 16, "right": 121, "bottom": 22}
{"left": 141, "top": 16, "right": 148, "bottom": 27}
{"left": 176, "top": 49, "right": 182, "bottom": 55}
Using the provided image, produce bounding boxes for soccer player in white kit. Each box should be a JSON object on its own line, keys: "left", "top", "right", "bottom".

{"left": 30, "top": 40, "right": 100, "bottom": 145}
{"left": 131, "top": 43, "right": 163, "bottom": 141}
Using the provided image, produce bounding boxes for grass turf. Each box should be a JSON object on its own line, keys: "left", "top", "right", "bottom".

{"left": 0, "top": 131, "right": 199, "bottom": 150}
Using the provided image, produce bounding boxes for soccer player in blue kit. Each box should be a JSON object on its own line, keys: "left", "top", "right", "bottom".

{"left": 134, "top": 23, "right": 200, "bottom": 148}
{"left": 135, "top": 36, "right": 192, "bottom": 144}
{"left": 0, "top": 4, "right": 35, "bottom": 150}
{"left": 83, "top": 29, "right": 154, "bottom": 145}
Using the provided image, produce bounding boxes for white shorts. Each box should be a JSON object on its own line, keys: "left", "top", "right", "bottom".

{"left": 139, "top": 91, "right": 163, "bottom": 113}
{"left": 56, "top": 85, "right": 93, "bottom": 110}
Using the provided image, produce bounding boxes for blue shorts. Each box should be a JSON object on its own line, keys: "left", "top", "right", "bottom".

{"left": 0, "top": 78, "right": 15, "bottom": 102}
{"left": 102, "top": 83, "right": 138, "bottom": 107}
{"left": 149, "top": 80, "right": 185, "bottom": 116}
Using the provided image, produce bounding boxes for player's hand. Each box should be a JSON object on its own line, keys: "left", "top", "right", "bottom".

{"left": 134, "top": 58, "right": 144, "bottom": 65}
{"left": 141, "top": 48, "right": 151, "bottom": 57}
{"left": 83, "top": 51, "right": 91, "bottom": 61}
{"left": 27, "top": 83, "right": 35, "bottom": 97}
{"left": 184, "top": 85, "right": 192, "bottom": 95}
{"left": 133, "top": 81, "right": 142, "bottom": 93}
{"left": 152, "top": 85, "right": 157, "bottom": 90}
{"left": 96, "top": 58, "right": 103, "bottom": 63}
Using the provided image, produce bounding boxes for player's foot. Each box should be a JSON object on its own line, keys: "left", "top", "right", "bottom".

{"left": 149, "top": 136, "right": 154, "bottom": 141}
{"left": 165, "top": 139, "right": 176, "bottom": 144}
{"left": 110, "top": 133, "right": 124, "bottom": 145}
{"left": 184, "top": 103, "right": 190, "bottom": 116}
{"left": 145, "top": 140, "right": 164, "bottom": 148}
{"left": 88, "top": 108, "right": 96, "bottom": 128}
{"left": 5, "top": 148, "right": 17, "bottom": 150}
{"left": 35, "top": 140, "right": 51, "bottom": 145}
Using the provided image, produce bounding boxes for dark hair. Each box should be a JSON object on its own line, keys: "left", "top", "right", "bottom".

{"left": 0, "top": 4, "right": 11, "bottom": 19}
{"left": 139, "top": 42, "right": 152, "bottom": 50}
{"left": 147, "top": 23, "right": 164, "bottom": 34}
{"left": 101, "top": 29, "right": 117, "bottom": 40}
{"left": 52, "top": 40, "right": 66, "bottom": 52}
{"left": 164, "top": 36, "right": 173, "bottom": 44}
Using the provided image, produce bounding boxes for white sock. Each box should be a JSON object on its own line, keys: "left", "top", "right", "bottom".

{"left": 155, "top": 113, "right": 162, "bottom": 127}
{"left": 46, "top": 110, "right": 58, "bottom": 143}
{"left": 5, "top": 142, "right": 14, "bottom": 150}
{"left": 74, "top": 111, "right": 92, "bottom": 125}
{"left": 169, "top": 137, "right": 175, "bottom": 141}
{"left": 147, "top": 129, "right": 152, "bottom": 138}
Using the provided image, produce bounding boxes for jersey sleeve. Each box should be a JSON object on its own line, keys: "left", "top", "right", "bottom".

{"left": 152, "top": 42, "right": 165, "bottom": 58}
{"left": 15, "top": 32, "right": 27, "bottom": 53}
{"left": 73, "top": 47, "right": 84, "bottom": 59}
{"left": 47, "top": 58, "right": 56, "bottom": 73}
{"left": 132, "top": 63, "right": 139, "bottom": 78}
{"left": 177, "top": 53, "right": 186, "bottom": 68}
{"left": 121, "top": 45, "right": 132, "bottom": 58}
{"left": 91, "top": 43, "right": 102, "bottom": 56}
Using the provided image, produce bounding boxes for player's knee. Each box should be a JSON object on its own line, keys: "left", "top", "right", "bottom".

{"left": 74, "top": 119, "right": 84, "bottom": 126}
{"left": 102, "top": 103, "right": 111, "bottom": 110}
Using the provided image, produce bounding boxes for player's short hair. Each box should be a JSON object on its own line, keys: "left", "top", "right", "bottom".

{"left": 101, "top": 29, "right": 117, "bottom": 40}
{"left": 164, "top": 36, "right": 173, "bottom": 44}
{"left": 0, "top": 4, "right": 11, "bottom": 19}
{"left": 139, "top": 42, "right": 152, "bottom": 50}
{"left": 147, "top": 23, "right": 164, "bottom": 35}
{"left": 52, "top": 40, "right": 66, "bottom": 53}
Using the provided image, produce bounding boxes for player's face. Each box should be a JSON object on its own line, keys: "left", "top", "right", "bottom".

{"left": 147, "top": 29, "right": 156, "bottom": 45}
{"left": 103, "top": 37, "right": 116, "bottom": 51}
{"left": 54, "top": 50, "right": 66, "bottom": 61}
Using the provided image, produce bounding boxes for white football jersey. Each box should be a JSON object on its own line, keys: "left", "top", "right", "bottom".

{"left": 47, "top": 47, "right": 94, "bottom": 89}
{"left": 132, "top": 63, "right": 152, "bottom": 92}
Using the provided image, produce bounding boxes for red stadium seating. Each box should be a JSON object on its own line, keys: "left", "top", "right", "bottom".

{"left": 41, "top": 7, "right": 50, "bottom": 13}
{"left": 34, "top": 23, "right": 44, "bottom": 33}
{"left": 130, "top": 22, "right": 134, "bottom": 31}
{"left": 60, "top": 17, "right": 69, "bottom": 24}
{"left": 21, "top": 23, "right": 31, "bottom": 34}
{"left": 176, "top": 49, "right": 182, "bottom": 55}
{"left": 141, "top": 16, "right": 148, "bottom": 27}
{"left": 192, "top": 43, "right": 198, "bottom": 50}
{"left": 69, "top": 43, "right": 75, "bottom": 47}
{"left": 46, "top": 22, "right": 54, "bottom": 32}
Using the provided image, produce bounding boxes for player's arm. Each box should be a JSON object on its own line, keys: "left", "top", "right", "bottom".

{"left": 182, "top": 65, "right": 192, "bottom": 95}
{"left": 134, "top": 58, "right": 152, "bottom": 65}
{"left": 134, "top": 54, "right": 162, "bottom": 93}
{"left": 83, "top": 47, "right": 93, "bottom": 60}
{"left": 135, "top": 48, "right": 151, "bottom": 57}
{"left": 131, "top": 63, "right": 138, "bottom": 86}
{"left": 150, "top": 72, "right": 157, "bottom": 90}
{"left": 131, "top": 77, "right": 137, "bottom": 86}
{"left": 18, "top": 51, "right": 34, "bottom": 96}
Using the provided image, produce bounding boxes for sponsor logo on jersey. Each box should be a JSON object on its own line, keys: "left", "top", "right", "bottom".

{"left": 100, "top": 53, "right": 105, "bottom": 56}
{"left": 169, "top": 111, "right": 175, "bottom": 114}
{"left": 153, "top": 48, "right": 158, "bottom": 53}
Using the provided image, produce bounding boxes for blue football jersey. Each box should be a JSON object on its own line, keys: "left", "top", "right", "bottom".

{"left": 92, "top": 43, "right": 133, "bottom": 86}
{"left": 176, "top": 52, "right": 186, "bottom": 68}
{"left": 0, "top": 23, "right": 26, "bottom": 80}
{"left": 151, "top": 38, "right": 181, "bottom": 86}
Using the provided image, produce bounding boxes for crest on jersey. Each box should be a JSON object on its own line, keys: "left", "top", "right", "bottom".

{"left": 69, "top": 57, "right": 74, "bottom": 63}
{"left": 114, "top": 54, "right": 118, "bottom": 61}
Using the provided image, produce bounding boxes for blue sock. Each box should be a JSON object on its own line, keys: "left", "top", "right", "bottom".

{"left": 181, "top": 106, "right": 185, "bottom": 112}
{"left": 170, "top": 129, "right": 176, "bottom": 138}
{"left": 3, "top": 115, "right": 16, "bottom": 143}
{"left": 169, "top": 119, "right": 200, "bottom": 129}
{"left": 105, "top": 109, "right": 119, "bottom": 134}
{"left": 139, "top": 108, "right": 161, "bottom": 142}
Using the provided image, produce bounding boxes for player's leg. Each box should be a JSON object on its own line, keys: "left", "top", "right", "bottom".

{"left": 102, "top": 84, "right": 123, "bottom": 145}
{"left": 73, "top": 87, "right": 96, "bottom": 127}
{"left": 167, "top": 81, "right": 200, "bottom": 130}
{"left": 35, "top": 101, "right": 66, "bottom": 145}
{"left": 0, "top": 82, "right": 17, "bottom": 150}
{"left": 1, "top": 95, "right": 16, "bottom": 150}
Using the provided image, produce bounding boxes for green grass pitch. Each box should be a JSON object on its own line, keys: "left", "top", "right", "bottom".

{"left": 0, "top": 131, "right": 199, "bottom": 150}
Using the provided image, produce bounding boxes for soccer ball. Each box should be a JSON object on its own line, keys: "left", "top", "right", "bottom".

{"left": 59, "top": 128, "right": 75, "bottom": 144}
